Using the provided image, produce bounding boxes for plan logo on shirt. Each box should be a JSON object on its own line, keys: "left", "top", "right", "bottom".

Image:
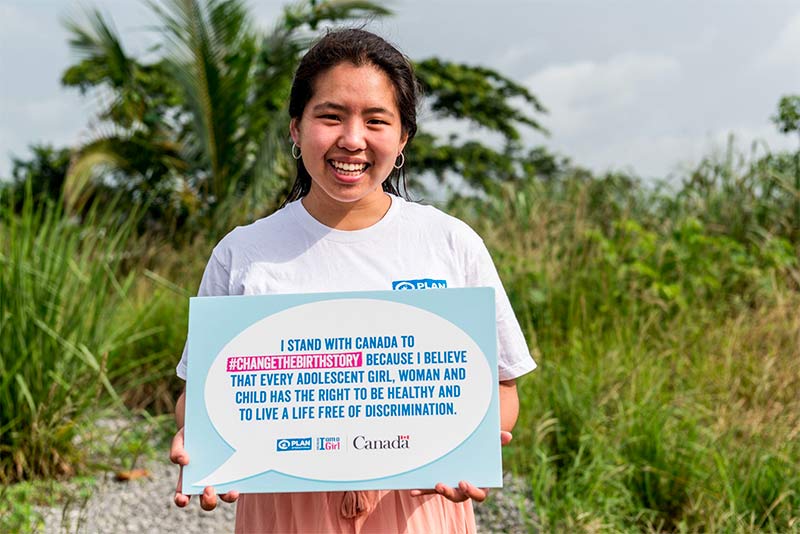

{"left": 392, "top": 279, "right": 448, "bottom": 290}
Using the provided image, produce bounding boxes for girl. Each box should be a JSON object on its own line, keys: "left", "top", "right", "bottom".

{"left": 171, "top": 28, "right": 536, "bottom": 533}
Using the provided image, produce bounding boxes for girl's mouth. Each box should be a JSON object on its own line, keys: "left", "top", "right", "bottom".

{"left": 329, "top": 160, "right": 370, "bottom": 177}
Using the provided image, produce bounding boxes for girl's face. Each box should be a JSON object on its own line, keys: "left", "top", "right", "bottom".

{"left": 290, "top": 63, "right": 408, "bottom": 214}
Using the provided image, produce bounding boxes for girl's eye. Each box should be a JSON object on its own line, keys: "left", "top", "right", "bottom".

{"left": 368, "top": 119, "right": 388, "bottom": 125}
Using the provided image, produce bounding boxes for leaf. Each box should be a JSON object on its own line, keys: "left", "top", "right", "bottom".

{"left": 115, "top": 468, "right": 151, "bottom": 481}
{"left": 14, "top": 374, "right": 37, "bottom": 416}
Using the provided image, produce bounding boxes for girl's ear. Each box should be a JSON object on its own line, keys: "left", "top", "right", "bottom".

{"left": 398, "top": 131, "right": 409, "bottom": 155}
{"left": 289, "top": 118, "right": 300, "bottom": 145}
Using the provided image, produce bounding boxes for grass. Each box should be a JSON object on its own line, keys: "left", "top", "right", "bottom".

{"left": 2, "top": 146, "right": 800, "bottom": 531}
{"left": 0, "top": 189, "right": 145, "bottom": 482}
{"left": 455, "top": 166, "right": 800, "bottom": 532}
{"left": 500, "top": 296, "right": 800, "bottom": 532}
{"left": 0, "top": 475, "right": 96, "bottom": 534}
{"left": 0, "top": 412, "right": 173, "bottom": 533}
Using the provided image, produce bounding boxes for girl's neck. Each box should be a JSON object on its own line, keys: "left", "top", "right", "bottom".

{"left": 301, "top": 190, "right": 392, "bottom": 231}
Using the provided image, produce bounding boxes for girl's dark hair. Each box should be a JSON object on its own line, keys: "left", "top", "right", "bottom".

{"left": 283, "top": 28, "right": 420, "bottom": 204}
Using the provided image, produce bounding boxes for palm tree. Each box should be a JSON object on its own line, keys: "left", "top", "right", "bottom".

{"left": 62, "top": 7, "right": 186, "bottom": 222}
{"left": 62, "top": 0, "right": 549, "bottom": 234}
{"left": 62, "top": 0, "right": 390, "bottom": 234}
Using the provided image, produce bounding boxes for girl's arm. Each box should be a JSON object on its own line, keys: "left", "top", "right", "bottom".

{"left": 499, "top": 378, "right": 519, "bottom": 433}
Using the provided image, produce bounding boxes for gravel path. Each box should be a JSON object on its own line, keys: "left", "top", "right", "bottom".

{"left": 35, "top": 459, "right": 537, "bottom": 533}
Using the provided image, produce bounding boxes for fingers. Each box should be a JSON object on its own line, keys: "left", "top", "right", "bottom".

{"left": 434, "top": 482, "right": 469, "bottom": 502}
{"left": 457, "top": 481, "right": 489, "bottom": 502}
{"left": 410, "top": 482, "right": 489, "bottom": 503}
{"left": 409, "top": 433, "right": 510, "bottom": 502}
{"left": 199, "top": 486, "right": 240, "bottom": 510}
{"left": 219, "top": 491, "right": 240, "bottom": 504}
{"left": 170, "top": 430, "right": 236, "bottom": 511}
{"left": 174, "top": 492, "right": 191, "bottom": 507}
{"left": 172, "top": 428, "right": 193, "bottom": 508}
{"left": 174, "top": 480, "right": 237, "bottom": 510}
{"left": 170, "top": 428, "right": 189, "bottom": 466}
{"left": 200, "top": 486, "right": 218, "bottom": 511}
{"left": 174, "top": 465, "right": 190, "bottom": 508}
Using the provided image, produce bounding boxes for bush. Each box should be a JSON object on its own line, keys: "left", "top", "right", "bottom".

{"left": 0, "top": 189, "right": 139, "bottom": 482}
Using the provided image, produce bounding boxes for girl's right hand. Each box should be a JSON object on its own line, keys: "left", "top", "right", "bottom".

{"left": 170, "top": 427, "right": 240, "bottom": 510}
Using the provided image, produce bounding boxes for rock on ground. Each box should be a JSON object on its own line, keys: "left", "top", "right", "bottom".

{"left": 35, "top": 461, "right": 537, "bottom": 533}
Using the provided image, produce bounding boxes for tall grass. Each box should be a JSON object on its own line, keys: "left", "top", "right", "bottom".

{"left": 3, "top": 143, "right": 799, "bottom": 532}
{"left": 105, "top": 236, "right": 214, "bottom": 414}
{"left": 0, "top": 189, "right": 139, "bottom": 482}
{"left": 451, "top": 157, "right": 800, "bottom": 531}
{"left": 107, "top": 270, "right": 191, "bottom": 413}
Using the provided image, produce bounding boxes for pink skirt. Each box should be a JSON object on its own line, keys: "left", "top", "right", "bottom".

{"left": 234, "top": 490, "right": 476, "bottom": 533}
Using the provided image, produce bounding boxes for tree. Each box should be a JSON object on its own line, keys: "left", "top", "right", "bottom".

{"left": 61, "top": 0, "right": 548, "bottom": 235}
{"left": 62, "top": 0, "right": 392, "bottom": 235}
{"left": 772, "top": 95, "right": 800, "bottom": 238}
{"left": 409, "top": 59, "right": 547, "bottom": 194}
{"left": 1, "top": 145, "right": 73, "bottom": 210}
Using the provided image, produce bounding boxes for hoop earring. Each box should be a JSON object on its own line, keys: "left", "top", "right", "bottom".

{"left": 393, "top": 152, "right": 405, "bottom": 169}
{"left": 291, "top": 143, "right": 301, "bottom": 160}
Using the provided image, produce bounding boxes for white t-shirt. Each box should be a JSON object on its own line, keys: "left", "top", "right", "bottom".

{"left": 177, "top": 195, "right": 536, "bottom": 381}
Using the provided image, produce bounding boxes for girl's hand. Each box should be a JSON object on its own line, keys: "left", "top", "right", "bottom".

{"left": 410, "top": 481, "right": 490, "bottom": 503}
{"left": 170, "top": 427, "right": 240, "bottom": 510}
{"left": 409, "top": 431, "right": 512, "bottom": 503}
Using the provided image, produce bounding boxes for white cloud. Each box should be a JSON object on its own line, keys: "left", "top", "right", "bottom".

{"left": 0, "top": 93, "right": 90, "bottom": 177}
{"left": 494, "top": 43, "right": 539, "bottom": 73}
{"left": 763, "top": 10, "right": 800, "bottom": 69}
{"left": 547, "top": 122, "right": 797, "bottom": 182}
{"left": 516, "top": 52, "right": 797, "bottom": 179}
{"left": 0, "top": 4, "right": 27, "bottom": 36}
{"left": 251, "top": 4, "right": 291, "bottom": 30}
{"left": 525, "top": 53, "right": 682, "bottom": 136}
{"left": 2, "top": 1, "right": 798, "bottom": 184}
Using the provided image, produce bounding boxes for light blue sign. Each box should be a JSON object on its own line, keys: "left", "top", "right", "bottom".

{"left": 183, "top": 288, "right": 501, "bottom": 494}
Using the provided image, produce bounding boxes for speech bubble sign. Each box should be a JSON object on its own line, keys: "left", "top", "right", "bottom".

{"left": 183, "top": 289, "right": 499, "bottom": 493}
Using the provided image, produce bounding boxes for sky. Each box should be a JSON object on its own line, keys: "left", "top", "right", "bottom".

{"left": 1, "top": 0, "right": 799, "bottom": 181}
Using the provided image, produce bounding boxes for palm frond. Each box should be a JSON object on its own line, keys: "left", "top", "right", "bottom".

{"left": 282, "top": 0, "right": 392, "bottom": 31}
{"left": 64, "top": 140, "right": 128, "bottom": 213}
{"left": 62, "top": 8, "right": 134, "bottom": 91}
{"left": 147, "top": 0, "right": 259, "bottom": 198}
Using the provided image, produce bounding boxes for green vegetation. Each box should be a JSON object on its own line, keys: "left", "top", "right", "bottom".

{"left": 2, "top": 0, "right": 799, "bottom": 532}
{"left": 0, "top": 189, "right": 141, "bottom": 482}
{"left": 6, "top": 146, "right": 799, "bottom": 532}
{"left": 0, "top": 415, "right": 170, "bottom": 533}
{"left": 451, "top": 154, "right": 800, "bottom": 531}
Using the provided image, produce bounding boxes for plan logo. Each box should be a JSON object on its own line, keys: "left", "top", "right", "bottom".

{"left": 316, "top": 436, "right": 341, "bottom": 451}
{"left": 276, "top": 437, "right": 312, "bottom": 452}
{"left": 392, "top": 279, "right": 447, "bottom": 290}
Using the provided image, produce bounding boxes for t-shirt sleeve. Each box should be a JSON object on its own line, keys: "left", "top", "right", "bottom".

{"left": 175, "top": 252, "right": 231, "bottom": 380}
{"left": 467, "top": 235, "right": 537, "bottom": 381}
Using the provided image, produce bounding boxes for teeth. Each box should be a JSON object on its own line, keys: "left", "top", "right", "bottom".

{"left": 331, "top": 161, "right": 368, "bottom": 173}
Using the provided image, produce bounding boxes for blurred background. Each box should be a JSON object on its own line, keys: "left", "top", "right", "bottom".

{"left": 1, "top": 1, "right": 799, "bottom": 532}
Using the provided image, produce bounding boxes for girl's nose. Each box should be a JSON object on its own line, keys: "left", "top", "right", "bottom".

{"left": 337, "top": 121, "right": 367, "bottom": 151}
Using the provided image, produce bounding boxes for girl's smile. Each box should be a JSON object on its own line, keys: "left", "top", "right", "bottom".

{"left": 328, "top": 158, "right": 371, "bottom": 181}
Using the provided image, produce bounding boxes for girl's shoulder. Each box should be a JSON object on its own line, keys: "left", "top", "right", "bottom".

{"left": 396, "top": 198, "right": 485, "bottom": 246}
{"left": 209, "top": 203, "right": 299, "bottom": 263}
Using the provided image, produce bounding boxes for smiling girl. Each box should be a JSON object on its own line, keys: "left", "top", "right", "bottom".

{"left": 170, "top": 29, "right": 536, "bottom": 533}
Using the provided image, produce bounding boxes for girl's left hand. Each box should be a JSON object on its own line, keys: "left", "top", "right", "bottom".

{"left": 409, "top": 431, "right": 512, "bottom": 503}
{"left": 410, "top": 481, "right": 490, "bottom": 502}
